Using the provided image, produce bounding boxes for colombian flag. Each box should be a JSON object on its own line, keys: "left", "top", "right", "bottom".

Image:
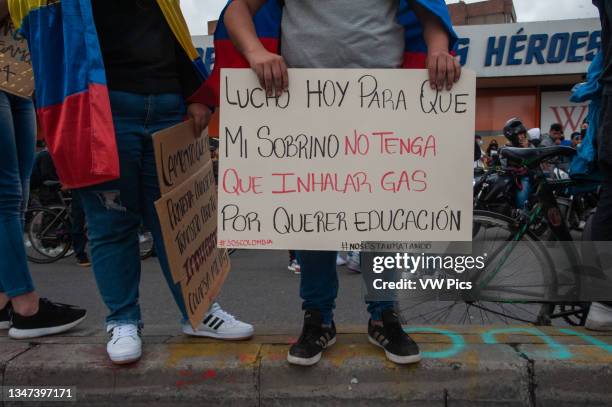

{"left": 10, "top": 0, "right": 118, "bottom": 189}
{"left": 202, "top": 0, "right": 458, "bottom": 108}
{"left": 9, "top": 0, "right": 210, "bottom": 189}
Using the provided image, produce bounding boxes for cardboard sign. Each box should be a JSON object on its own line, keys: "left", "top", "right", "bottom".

{"left": 154, "top": 120, "right": 211, "bottom": 195}
{"left": 180, "top": 243, "right": 230, "bottom": 330}
{"left": 153, "top": 123, "right": 230, "bottom": 328}
{"left": 0, "top": 19, "right": 34, "bottom": 98}
{"left": 219, "top": 68, "right": 476, "bottom": 250}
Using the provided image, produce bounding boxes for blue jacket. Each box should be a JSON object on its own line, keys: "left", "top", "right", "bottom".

{"left": 569, "top": 52, "right": 603, "bottom": 176}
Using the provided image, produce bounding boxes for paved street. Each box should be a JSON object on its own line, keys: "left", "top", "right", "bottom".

{"left": 29, "top": 243, "right": 584, "bottom": 334}
{"left": 5, "top": 250, "right": 612, "bottom": 406}
{"left": 29, "top": 250, "right": 369, "bottom": 334}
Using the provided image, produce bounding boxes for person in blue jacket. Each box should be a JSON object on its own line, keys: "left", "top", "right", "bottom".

{"left": 583, "top": 0, "right": 612, "bottom": 331}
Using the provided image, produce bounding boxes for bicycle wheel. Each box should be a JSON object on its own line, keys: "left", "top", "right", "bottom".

{"left": 397, "top": 210, "right": 561, "bottom": 325}
{"left": 25, "top": 207, "right": 72, "bottom": 264}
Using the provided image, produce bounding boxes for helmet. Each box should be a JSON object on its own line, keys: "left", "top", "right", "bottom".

{"left": 503, "top": 118, "right": 527, "bottom": 147}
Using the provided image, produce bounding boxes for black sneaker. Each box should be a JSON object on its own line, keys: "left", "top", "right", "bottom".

{"left": 0, "top": 303, "right": 11, "bottom": 329}
{"left": 287, "top": 310, "right": 336, "bottom": 366}
{"left": 8, "top": 298, "right": 87, "bottom": 339}
{"left": 368, "top": 309, "right": 421, "bottom": 364}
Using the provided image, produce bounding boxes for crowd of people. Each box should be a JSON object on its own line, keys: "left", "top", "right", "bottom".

{"left": 1, "top": 0, "right": 611, "bottom": 370}
{"left": 474, "top": 121, "right": 586, "bottom": 170}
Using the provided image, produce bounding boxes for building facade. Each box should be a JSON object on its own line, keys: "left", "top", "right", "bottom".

{"left": 194, "top": 0, "right": 599, "bottom": 140}
{"left": 448, "top": 0, "right": 516, "bottom": 25}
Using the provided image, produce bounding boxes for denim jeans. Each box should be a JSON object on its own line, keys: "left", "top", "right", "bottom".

{"left": 77, "top": 91, "right": 188, "bottom": 327}
{"left": 0, "top": 91, "right": 36, "bottom": 297}
{"left": 70, "top": 192, "right": 88, "bottom": 261}
{"left": 298, "top": 250, "right": 394, "bottom": 324}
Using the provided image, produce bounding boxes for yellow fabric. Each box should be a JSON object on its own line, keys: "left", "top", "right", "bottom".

{"left": 156, "top": 0, "right": 199, "bottom": 61}
{"left": 9, "top": 0, "right": 199, "bottom": 62}
{"left": 8, "top": 0, "right": 49, "bottom": 29}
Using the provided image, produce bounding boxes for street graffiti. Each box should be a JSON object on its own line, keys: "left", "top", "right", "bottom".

{"left": 559, "top": 328, "right": 612, "bottom": 353}
{"left": 403, "top": 327, "right": 466, "bottom": 359}
{"left": 402, "top": 326, "right": 611, "bottom": 360}
{"left": 482, "top": 327, "right": 572, "bottom": 359}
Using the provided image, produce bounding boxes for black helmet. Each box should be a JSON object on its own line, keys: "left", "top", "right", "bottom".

{"left": 503, "top": 118, "right": 527, "bottom": 147}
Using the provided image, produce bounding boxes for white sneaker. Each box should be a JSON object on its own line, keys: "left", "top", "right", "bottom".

{"left": 182, "top": 303, "right": 254, "bottom": 340}
{"left": 107, "top": 324, "right": 142, "bottom": 364}
{"left": 585, "top": 302, "right": 612, "bottom": 331}
{"left": 336, "top": 254, "right": 347, "bottom": 266}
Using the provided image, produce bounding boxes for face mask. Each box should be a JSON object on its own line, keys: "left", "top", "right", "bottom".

{"left": 478, "top": 140, "right": 484, "bottom": 146}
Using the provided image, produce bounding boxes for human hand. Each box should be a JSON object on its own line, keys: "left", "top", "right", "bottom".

{"left": 244, "top": 48, "right": 288, "bottom": 97}
{"left": 426, "top": 49, "right": 461, "bottom": 91}
{"left": 187, "top": 103, "right": 212, "bottom": 138}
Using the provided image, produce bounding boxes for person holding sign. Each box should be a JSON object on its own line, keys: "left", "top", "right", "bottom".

{"left": 83, "top": 0, "right": 253, "bottom": 364}
{"left": 10, "top": 0, "right": 253, "bottom": 365}
{"left": 0, "top": 2, "right": 87, "bottom": 339}
{"left": 223, "top": 0, "right": 459, "bottom": 365}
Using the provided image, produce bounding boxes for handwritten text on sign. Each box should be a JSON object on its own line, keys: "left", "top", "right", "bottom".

{"left": 153, "top": 122, "right": 230, "bottom": 329}
{"left": 0, "top": 20, "right": 34, "bottom": 98}
{"left": 219, "top": 69, "right": 476, "bottom": 250}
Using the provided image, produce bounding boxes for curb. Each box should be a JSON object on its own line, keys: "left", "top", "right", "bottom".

{"left": 1, "top": 328, "right": 611, "bottom": 406}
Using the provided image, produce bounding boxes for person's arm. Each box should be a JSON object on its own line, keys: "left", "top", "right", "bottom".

{"left": 410, "top": 1, "right": 461, "bottom": 91}
{"left": 224, "top": 0, "right": 288, "bottom": 96}
{"left": 175, "top": 45, "right": 212, "bottom": 138}
{"left": 0, "top": 0, "right": 9, "bottom": 22}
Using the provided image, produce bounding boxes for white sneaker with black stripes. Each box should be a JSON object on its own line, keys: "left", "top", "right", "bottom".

{"left": 182, "top": 302, "right": 254, "bottom": 340}
{"left": 107, "top": 323, "right": 142, "bottom": 365}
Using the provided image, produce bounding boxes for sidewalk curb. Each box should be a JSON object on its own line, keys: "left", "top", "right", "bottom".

{"left": 1, "top": 329, "right": 611, "bottom": 406}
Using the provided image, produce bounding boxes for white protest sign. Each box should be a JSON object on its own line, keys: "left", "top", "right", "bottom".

{"left": 219, "top": 69, "right": 476, "bottom": 250}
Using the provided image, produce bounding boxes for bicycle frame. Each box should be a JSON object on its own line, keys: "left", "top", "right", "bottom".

{"left": 475, "top": 161, "right": 584, "bottom": 307}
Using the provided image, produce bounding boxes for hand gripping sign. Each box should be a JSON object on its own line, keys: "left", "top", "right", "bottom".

{"left": 218, "top": 68, "right": 476, "bottom": 250}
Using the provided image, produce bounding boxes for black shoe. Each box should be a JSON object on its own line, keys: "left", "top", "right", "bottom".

{"left": 0, "top": 303, "right": 11, "bottom": 329}
{"left": 9, "top": 298, "right": 87, "bottom": 339}
{"left": 287, "top": 310, "right": 336, "bottom": 366}
{"left": 368, "top": 309, "right": 421, "bottom": 364}
{"left": 76, "top": 256, "right": 91, "bottom": 267}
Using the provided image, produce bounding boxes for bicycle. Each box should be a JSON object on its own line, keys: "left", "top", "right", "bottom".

{"left": 398, "top": 145, "right": 601, "bottom": 326}
{"left": 25, "top": 182, "right": 75, "bottom": 263}
{"left": 25, "top": 181, "right": 155, "bottom": 263}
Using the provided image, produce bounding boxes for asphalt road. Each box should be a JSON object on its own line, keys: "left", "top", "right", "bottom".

{"left": 28, "top": 239, "right": 582, "bottom": 336}
{"left": 29, "top": 250, "right": 370, "bottom": 335}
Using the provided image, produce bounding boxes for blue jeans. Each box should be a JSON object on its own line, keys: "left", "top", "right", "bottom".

{"left": 298, "top": 250, "right": 394, "bottom": 324}
{"left": 70, "top": 192, "right": 88, "bottom": 261}
{"left": 0, "top": 91, "right": 36, "bottom": 297}
{"left": 77, "top": 91, "right": 187, "bottom": 327}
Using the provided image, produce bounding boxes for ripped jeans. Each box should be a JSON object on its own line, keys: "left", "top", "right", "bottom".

{"left": 76, "top": 91, "right": 187, "bottom": 327}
